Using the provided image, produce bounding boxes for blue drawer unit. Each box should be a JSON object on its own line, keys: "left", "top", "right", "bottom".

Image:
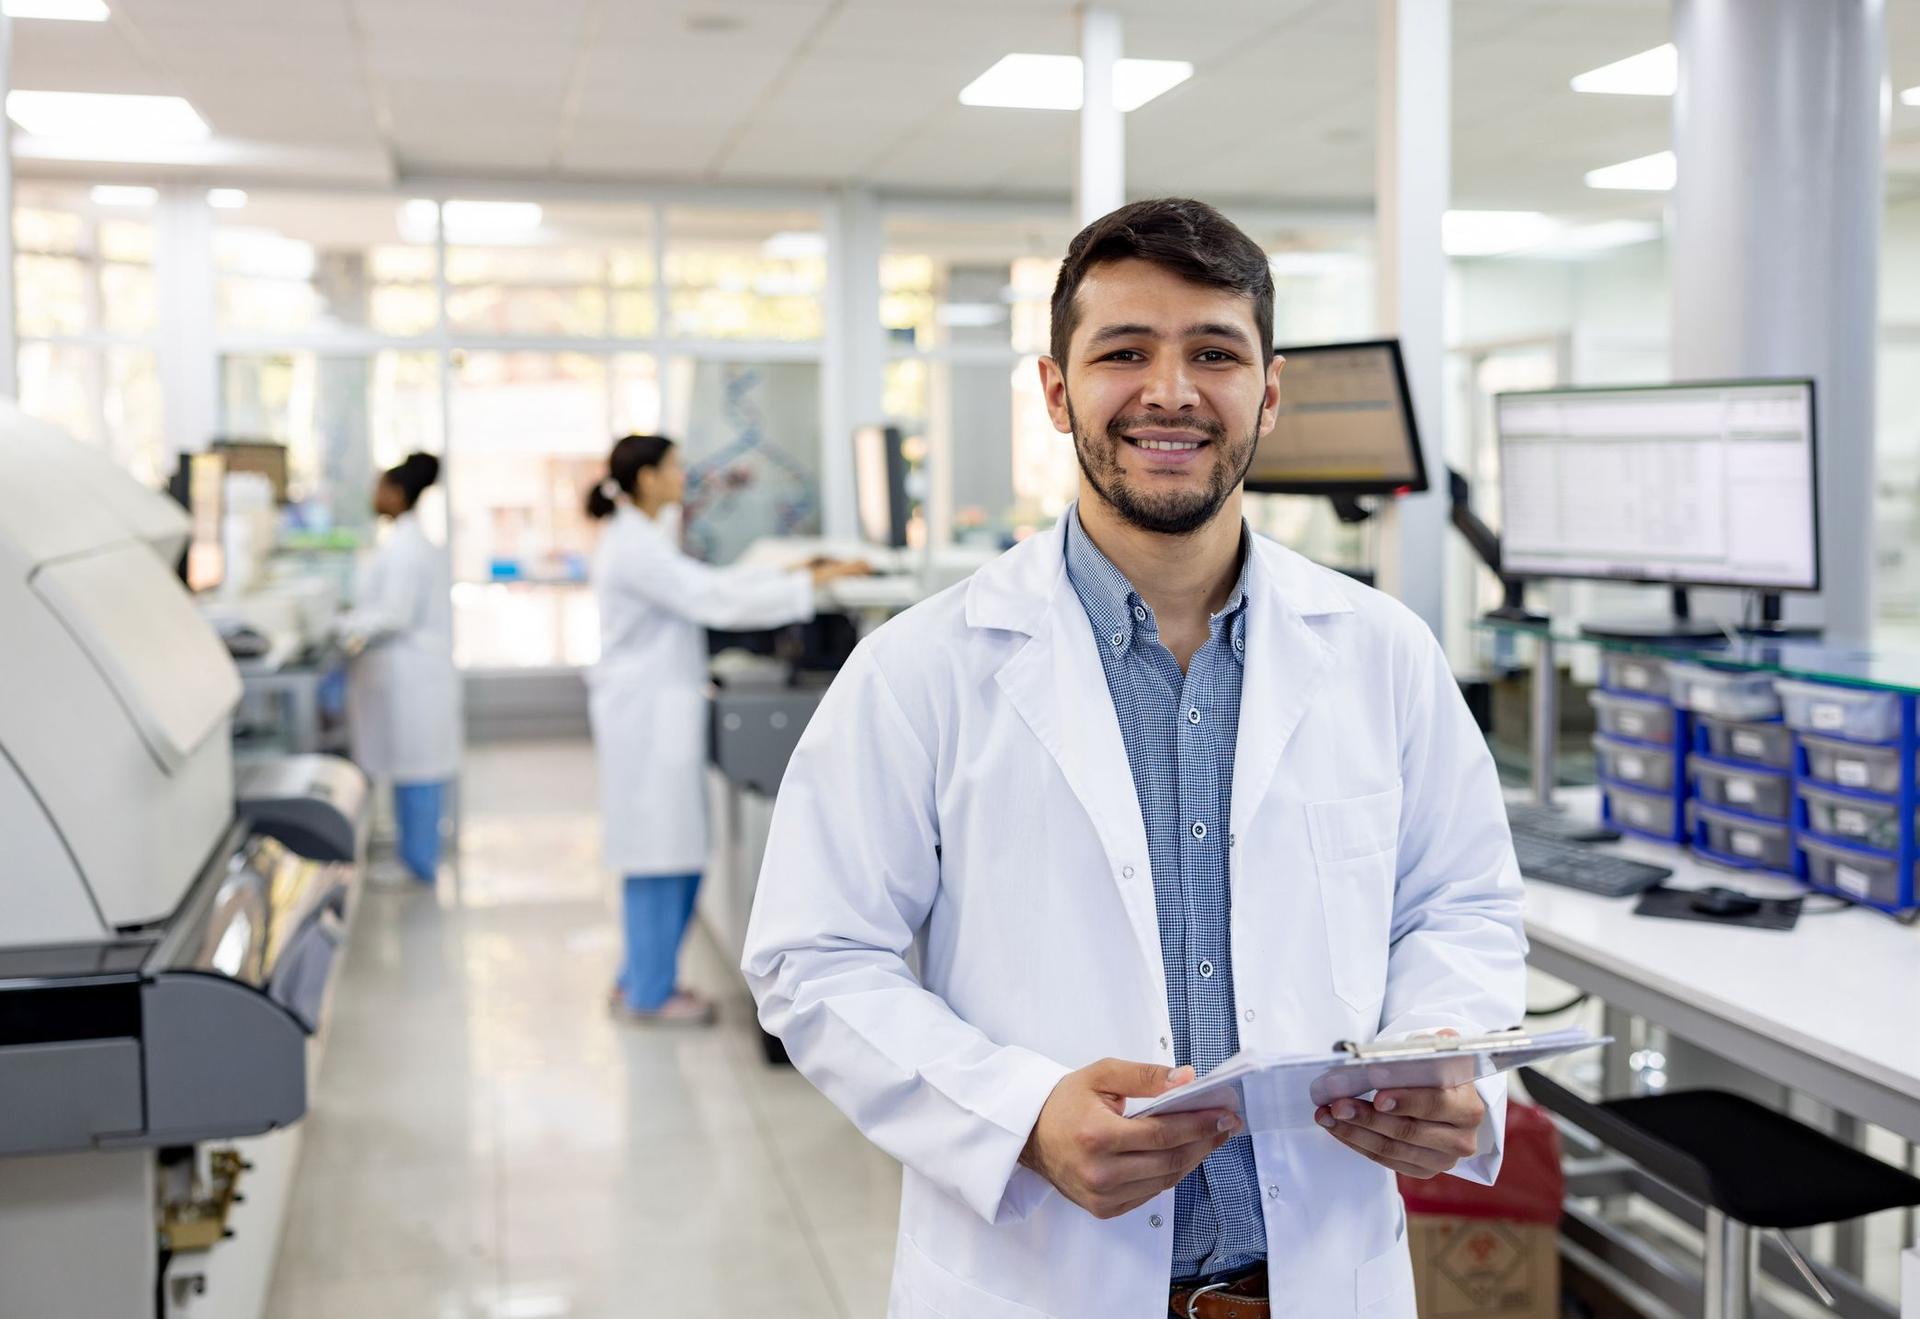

{"left": 1592, "top": 668, "right": 1690, "bottom": 844}
{"left": 1783, "top": 681, "right": 1920, "bottom": 915}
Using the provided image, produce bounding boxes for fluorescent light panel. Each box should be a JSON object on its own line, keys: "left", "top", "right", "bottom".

{"left": 7, "top": 90, "right": 207, "bottom": 141}
{"left": 4, "top": 0, "right": 108, "bottom": 18}
{"left": 1585, "top": 150, "right": 1676, "bottom": 191}
{"left": 90, "top": 184, "right": 156, "bottom": 207}
{"left": 1571, "top": 43, "right": 1677, "bottom": 96}
{"left": 207, "top": 188, "right": 247, "bottom": 210}
{"left": 1902, "top": 86, "right": 1920, "bottom": 108}
{"left": 959, "top": 54, "right": 1193, "bottom": 112}
{"left": 400, "top": 199, "right": 544, "bottom": 241}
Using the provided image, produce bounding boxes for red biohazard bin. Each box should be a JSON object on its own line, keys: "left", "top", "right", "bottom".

{"left": 1395, "top": 1101, "right": 1564, "bottom": 1319}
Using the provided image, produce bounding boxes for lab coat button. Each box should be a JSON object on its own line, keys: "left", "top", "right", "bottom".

{"left": 1149, "top": 1214, "right": 1163, "bottom": 1229}
{"left": 1243, "top": 1009, "right": 1255, "bottom": 1023}
{"left": 1267, "top": 1184, "right": 1280, "bottom": 1200}
{"left": 1159, "top": 1035, "right": 1170, "bottom": 1051}
{"left": 1122, "top": 865, "right": 1135, "bottom": 879}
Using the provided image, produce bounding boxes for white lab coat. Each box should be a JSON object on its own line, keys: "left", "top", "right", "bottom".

{"left": 743, "top": 513, "right": 1528, "bottom": 1319}
{"left": 589, "top": 502, "right": 814, "bottom": 876}
{"left": 341, "top": 512, "right": 461, "bottom": 784}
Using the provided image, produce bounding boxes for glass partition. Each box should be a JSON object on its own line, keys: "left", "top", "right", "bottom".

{"left": 215, "top": 192, "right": 436, "bottom": 337}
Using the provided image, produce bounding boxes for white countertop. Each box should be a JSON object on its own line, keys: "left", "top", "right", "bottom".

{"left": 1517, "top": 786, "right": 1920, "bottom": 1132}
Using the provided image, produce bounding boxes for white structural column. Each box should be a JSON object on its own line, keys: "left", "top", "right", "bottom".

{"left": 1077, "top": 7, "right": 1124, "bottom": 228}
{"left": 1671, "top": 0, "right": 1885, "bottom": 642}
{"left": 820, "top": 188, "right": 885, "bottom": 540}
{"left": 1372, "top": 0, "right": 1449, "bottom": 634}
{"left": 0, "top": 15, "right": 17, "bottom": 400}
{"left": 154, "top": 188, "right": 218, "bottom": 458}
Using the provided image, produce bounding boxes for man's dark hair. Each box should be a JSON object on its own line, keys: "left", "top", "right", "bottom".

{"left": 1048, "top": 198, "right": 1275, "bottom": 370}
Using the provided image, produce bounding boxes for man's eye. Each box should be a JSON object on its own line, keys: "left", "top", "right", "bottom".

{"left": 1100, "top": 349, "right": 1143, "bottom": 362}
{"left": 1196, "top": 349, "right": 1238, "bottom": 363}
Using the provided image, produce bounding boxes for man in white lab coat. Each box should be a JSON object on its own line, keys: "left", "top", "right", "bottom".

{"left": 743, "top": 198, "right": 1526, "bottom": 1319}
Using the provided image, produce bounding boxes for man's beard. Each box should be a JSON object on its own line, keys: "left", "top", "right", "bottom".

{"left": 1066, "top": 393, "right": 1260, "bottom": 536}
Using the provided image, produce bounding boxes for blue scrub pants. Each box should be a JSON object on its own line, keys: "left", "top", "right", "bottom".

{"left": 618, "top": 872, "right": 701, "bottom": 1012}
{"left": 394, "top": 780, "right": 447, "bottom": 884}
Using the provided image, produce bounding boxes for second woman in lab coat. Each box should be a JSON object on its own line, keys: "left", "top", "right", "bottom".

{"left": 340, "top": 451, "right": 461, "bottom": 885}
{"left": 586, "top": 434, "right": 863, "bottom": 1025}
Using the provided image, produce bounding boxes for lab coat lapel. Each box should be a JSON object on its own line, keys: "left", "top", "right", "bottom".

{"left": 1231, "top": 540, "right": 1344, "bottom": 835}
{"left": 986, "top": 555, "right": 1166, "bottom": 1001}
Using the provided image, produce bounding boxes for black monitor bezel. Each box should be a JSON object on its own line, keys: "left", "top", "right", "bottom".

{"left": 1243, "top": 337, "right": 1431, "bottom": 498}
{"left": 1492, "top": 376, "right": 1822, "bottom": 594}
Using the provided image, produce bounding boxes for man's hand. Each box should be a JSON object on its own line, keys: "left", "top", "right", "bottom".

{"left": 1314, "top": 1082, "right": 1485, "bottom": 1179}
{"left": 1020, "top": 1058, "right": 1242, "bottom": 1220}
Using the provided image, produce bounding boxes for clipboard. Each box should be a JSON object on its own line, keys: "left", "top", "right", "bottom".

{"left": 1123, "top": 1027, "right": 1606, "bottom": 1133}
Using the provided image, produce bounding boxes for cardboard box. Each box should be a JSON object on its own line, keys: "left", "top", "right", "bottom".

{"left": 1398, "top": 1102, "right": 1565, "bottom": 1319}
{"left": 1406, "top": 1215, "right": 1558, "bottom": 1319}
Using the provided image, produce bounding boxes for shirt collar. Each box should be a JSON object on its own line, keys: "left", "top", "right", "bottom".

{"left": 1063, "top": 504, "right": 1251, "bottom": 663}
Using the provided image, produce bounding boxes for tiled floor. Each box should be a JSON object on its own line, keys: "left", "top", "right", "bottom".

{"left": 266, "top": 739, "right": 900, "bottom": 1319}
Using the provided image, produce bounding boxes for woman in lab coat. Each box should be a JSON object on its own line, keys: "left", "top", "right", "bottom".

{"left": 340, "top": 452, "right": 460, "bottom": 885}
{"left": 587, "top": 434, "right": 864, "bottom": 1025}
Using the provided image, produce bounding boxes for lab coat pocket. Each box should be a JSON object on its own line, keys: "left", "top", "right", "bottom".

{"left": 896, "top": 1234, "right": 1049, "bottom": 1319}
{"left": 1355, "top": 1218, "right": 1414, "bottom": 1315}
{"left": 1307, "top": 783, "right": 1402, "bottom": 1015}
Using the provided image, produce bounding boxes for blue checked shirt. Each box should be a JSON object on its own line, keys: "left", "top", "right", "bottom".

{"left": 1063, "top": 507, "right": 1264, "bottom": 1280}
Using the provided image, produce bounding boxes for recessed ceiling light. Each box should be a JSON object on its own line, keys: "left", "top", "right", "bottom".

{"left": 1571, "top": 44, "right": 1677, "bottom": 96}
{"left": 681, "top": 12, "right": 743, "bottom": 33}
{"left": 959, "top": 54, "right": 1193, "bottom": 112}
{"left": 90, "top": 184, "right": 157, "bottom": 207}
{"left": 399, "top": 198, "right": 543, "bottom": 241}
{"left": 1901, "top": 86, "right": 1920, "bottom": 107}
{"left": 1441, "top": 210, "right": 1558, "bottom": 257}
{"left": 1585, "top": 150, "right": 1677, "bottom": 191}
{"left": 7, "top": 90, "right": 208, "bottom": 141}
{"left": 1517, "top": 219, "right": 1663, "bottom": 258}
{"left": 3, "top": 0, "right": 108, "bottom": 18}
{"left": 207, "top": 188, "right": 247, "bottom": 210}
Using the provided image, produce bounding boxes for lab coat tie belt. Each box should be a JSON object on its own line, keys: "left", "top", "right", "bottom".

{"left": 1167, "top": 1261, "right": 1268, "bottom": 1318}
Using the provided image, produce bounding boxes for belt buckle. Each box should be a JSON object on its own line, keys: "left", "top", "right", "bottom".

{"left": 1185, "top": 1281, "right": 1231, "bottom": 1319}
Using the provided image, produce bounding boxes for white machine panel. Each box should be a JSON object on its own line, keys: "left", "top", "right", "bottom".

{"left": 0, "top": 753, "right": 104, "bottom": 946}
{"left": 34, "top": 545, "right": 240, "bottom": 773}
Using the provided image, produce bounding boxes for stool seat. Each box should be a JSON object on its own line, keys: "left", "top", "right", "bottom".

{"left": 1519, "top": 1068, "right": 1920, "bottom": 1228}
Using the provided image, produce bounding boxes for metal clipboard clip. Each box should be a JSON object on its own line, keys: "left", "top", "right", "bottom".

{"left": 1332, "top": 1026, "right": 1531, "bottom": 1062}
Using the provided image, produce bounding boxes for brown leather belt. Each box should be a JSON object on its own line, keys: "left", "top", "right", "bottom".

{"left": 1168, "top": 1262, "right": 1268, "bottom": 1318}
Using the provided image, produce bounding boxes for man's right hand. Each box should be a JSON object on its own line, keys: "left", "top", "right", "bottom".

{"left": 1019, "top": 1058, "right": 1242, "bottom": 1220}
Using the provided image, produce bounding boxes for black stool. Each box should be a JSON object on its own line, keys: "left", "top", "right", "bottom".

{"left": 1519, "top": 1066, "right": 1920, "bottom": 1317}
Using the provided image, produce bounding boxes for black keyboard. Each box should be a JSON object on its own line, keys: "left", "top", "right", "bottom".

{"left": 1511, "top": 834, "right": 1672, "bottom": 898}
{"left": 1507, "top": 801, "right": 1621, "bottom": 844}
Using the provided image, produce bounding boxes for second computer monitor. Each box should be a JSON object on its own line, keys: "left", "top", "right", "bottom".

{"left": 1244, "top": 339, "right": 1429, "bottom": 496}
{"left": 853, "top": 424, "right": 910, "bottom": 549}
{"left": 1495, "top": 379, "right": 1819, "bottom": 593}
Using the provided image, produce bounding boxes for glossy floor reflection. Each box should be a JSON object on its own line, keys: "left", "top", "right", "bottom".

{"left": 267, "top": 739, "right": 900, "bottom": 1319}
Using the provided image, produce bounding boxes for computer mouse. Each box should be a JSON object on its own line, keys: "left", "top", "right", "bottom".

{"left": 1689, "top": 886, "right": 1763, "bottom": 918}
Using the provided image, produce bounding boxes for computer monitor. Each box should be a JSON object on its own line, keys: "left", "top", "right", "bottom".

{"left": 211, "top": 439, "right": 290, "bottom": 504}
{"left": 853, "top": 424, "right": 909, "bottom": 549}
{"left": 167, "top": 452, "right": 227, "bottom": 593}
{"left": 1494, "top": 379, "right": 1820, "bottom": 597}
{"left": 1244, "top": 339, "right": 1428, "bottom": 496}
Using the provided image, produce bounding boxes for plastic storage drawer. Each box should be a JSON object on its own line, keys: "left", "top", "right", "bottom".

{"left": 1666, "top": 664, "right": 1781, "bottom": 720}
{"left": 1599, "top": 651, "right": 1670, "bottom": 698}
{"left": 1799, "top": 836, "right": 1913, "bottom": 907}
{"left": 1776, "top": 679, "right": 1902, "bottom": 743}
{"left": 1603, "top": 780, "right": 1679, "bottom": 837}
{"left": 1798, "top": 783, "right": 1907, "bottom": 850}
{"left": 1696, "top": 716, "right": 1795, "bottom": 770}
{"left": 1592, "top": 735, "right": 1676, "bottom": 791}
{"left": 1798, "top": 733, "right": 1904, "bottom": 794}
{"left": 1690, "top": 757, "right": 1791, "bottom": 820}
{"left": 1691, "top": 801, "right": 1793, "bottom": 869}
{"left": 1589, "top": 691, "right": 1675, "bottom": 745}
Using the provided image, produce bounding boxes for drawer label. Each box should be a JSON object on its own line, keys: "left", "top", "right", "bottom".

{"left": 1617, "top": 753, "right": 1646, "bottom": 780}
{"left": 1731, "top": 830, "right": 1764, "bottom": 857}
{"left": 1731, "top": 731, "right": 1765, "bottom": 758}
{"left": 1835, "top": 807, "right": 1871, "bottom": 836}
{"left": 1835, "top": 760, "right": 1870, "bottom": 788}
{"left": 1725, "top": 778, "right": 1756, "bottom": 804}
{"left": 1834, "top": 864, "right": 1873, "bottom": 898}
{"left": 1621, "top": 667, "right": 1646, "bottom": 689}
{"left": 1619, "top": 713, "right": 1646, "bottom": 735}
{"left": 1811, "top": 703, "right": 1845, "bottom": 730}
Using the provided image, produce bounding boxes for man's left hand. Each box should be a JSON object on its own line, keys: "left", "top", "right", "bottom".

{"left": 1314, "top": 1082, "right": 1485, "bottom": 1180}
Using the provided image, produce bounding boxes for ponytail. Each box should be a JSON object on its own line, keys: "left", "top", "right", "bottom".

{"left": 585, "top": 434, "right": 675, "bottom": 519}
{"left": 382, "top": 451, "right": 441, "bottom": 511}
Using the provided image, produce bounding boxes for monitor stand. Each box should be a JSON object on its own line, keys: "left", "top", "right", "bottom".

{"left": 1482, "top": 577, "right": 1547, "bottom": 626}
{"left": 1738, "top": 591, "right": 1822, "bottom": 640}
{"left": 1578, "top": 588, "right": 1726, "bottom": 644}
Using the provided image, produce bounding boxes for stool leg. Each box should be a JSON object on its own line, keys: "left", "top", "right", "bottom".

{"left": 1702, "top": 1209, "right": 1753, "bottom": 1319}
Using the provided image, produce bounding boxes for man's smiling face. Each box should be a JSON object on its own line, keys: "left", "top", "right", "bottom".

{"left": 1042, "top": 257, "right": 1282, "bottom": 536}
